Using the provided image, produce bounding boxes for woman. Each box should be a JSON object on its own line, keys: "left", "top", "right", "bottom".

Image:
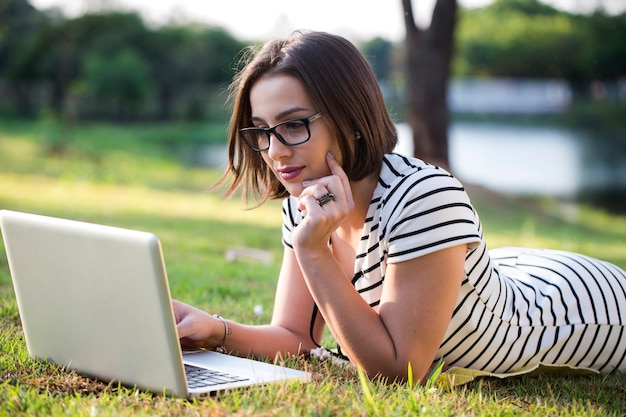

{"left": 173, "top": 30, "right": 626, "bottom": 383}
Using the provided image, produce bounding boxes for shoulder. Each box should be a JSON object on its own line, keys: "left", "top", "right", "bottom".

{"left": 376, "top": 154, "right": 481, "bottom": 260}
{"left": 377, "top": 153, "right": 470, "bottom": 211}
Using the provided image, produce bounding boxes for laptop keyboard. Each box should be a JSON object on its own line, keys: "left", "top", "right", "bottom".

{"left": 184, "top": 363, "right": 251, "bottom": 388}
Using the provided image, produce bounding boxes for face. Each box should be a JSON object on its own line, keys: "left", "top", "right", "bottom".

{"left": 248, "top": 74, "right": 342, "bottom": 197}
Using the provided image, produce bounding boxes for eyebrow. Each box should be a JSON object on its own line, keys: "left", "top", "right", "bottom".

{"left": 250, "top": 107, "right": 310, "bottom": 124}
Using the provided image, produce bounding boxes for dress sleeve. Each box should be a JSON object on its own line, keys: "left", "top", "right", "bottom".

{"left": 382, "top": 170, "right": 482, "bottom": 264}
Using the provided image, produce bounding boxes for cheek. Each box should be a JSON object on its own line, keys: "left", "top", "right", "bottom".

{"left": 329, "top": 141, "right": 345, "bottom": 168}
{"left": 334, "top": 143, "right": 345, "bottom": 163}
{"left": 319, "top": 129, "right": 343, "bottom": 162}
{"left": 259, "top": 153, "right": 280, "bottom": 180}
{"left": 260, "top": 152, "right": 273, "bottom": 168}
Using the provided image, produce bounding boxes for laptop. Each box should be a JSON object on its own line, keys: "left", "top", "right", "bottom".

{"left": 0, "top": 209, "right": 310, "bottom": 398}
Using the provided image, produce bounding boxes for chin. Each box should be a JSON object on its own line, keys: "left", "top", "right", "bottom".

{"left": 283, "top": 185, "right": 303, "bottom": 198}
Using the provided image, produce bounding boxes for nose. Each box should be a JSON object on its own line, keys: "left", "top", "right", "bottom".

{"left": 265, "top": 132, "right": 291, "bottom": 160}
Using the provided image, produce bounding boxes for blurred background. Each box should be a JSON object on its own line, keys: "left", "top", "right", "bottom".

{"left": 2, "top": 0, "right": 626, "bottom": 213}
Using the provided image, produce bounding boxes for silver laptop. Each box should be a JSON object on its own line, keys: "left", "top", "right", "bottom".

{"left": 0, "top": 209, "right": 310, "bottom": 398}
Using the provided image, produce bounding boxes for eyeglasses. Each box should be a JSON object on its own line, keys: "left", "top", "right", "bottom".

{"left": 239, "top": 113, "right": 322, "bottom": 152}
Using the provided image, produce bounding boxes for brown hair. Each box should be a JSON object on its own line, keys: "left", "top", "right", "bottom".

{"left": 216, "top": 30, "right": 397, "bottom": 205}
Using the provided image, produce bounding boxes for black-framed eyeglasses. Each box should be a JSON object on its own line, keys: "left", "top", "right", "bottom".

{"left": 239, "top": 113, "right": 322, "bottom": 152}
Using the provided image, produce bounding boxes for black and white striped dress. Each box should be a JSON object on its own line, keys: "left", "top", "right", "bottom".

{"left": 282, "top": 153, "right": 626, "bottom": 375}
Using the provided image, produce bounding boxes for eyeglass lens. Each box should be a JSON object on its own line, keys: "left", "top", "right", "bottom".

{"left": 242, "top": 119, "right": 310, "bottom": 151}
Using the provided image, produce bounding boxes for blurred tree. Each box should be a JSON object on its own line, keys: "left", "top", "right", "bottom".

{"left": 66, "top": 12, "right": 151, "bottom": 117}
{"left": 3, "top": 0, "right": 623, "bottom": 124}
{"left": 14, "top": 12, "right": 151, "bottom": 118}
{"left": 490, "top": 0, "right": 555, "bottom": 14}
{"left": 82, "top": 47, "right": 152, "bottom": 120}
{"left": 579, "top": 11, "right": 626, "bottom": 82}
{"left": 0, "top": 0, "right": 46, "bottom": 115}
{"left": 199, "top": 27, "right": 246, "bottom": 84}
{"left": 455, "top": 6, "right": 585, "bottom": 79}
{"left": 7, "top": 10, "right": 245, "bottom": 121}
{"left": 454, "top": 0, "right": 626, "bottom": 92}
{"left": 145, "top": 25, "right": 244, "bottom": 120}
{"left": 403, "top": 0, "right": 456, "bottom": 168}
{"left": 361, "top": 37, "right": 394, "bottom": 81}
{"left": 140, "top": 25, "right": 191, "bottom": 120}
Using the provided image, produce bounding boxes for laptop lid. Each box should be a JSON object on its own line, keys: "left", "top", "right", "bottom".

{"left": 0, "top": 209, "right": 309, "bottom": 397}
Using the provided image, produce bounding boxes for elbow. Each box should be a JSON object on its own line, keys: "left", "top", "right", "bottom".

{"left": 358, "top": 353, "right": 436, "bottom": 385}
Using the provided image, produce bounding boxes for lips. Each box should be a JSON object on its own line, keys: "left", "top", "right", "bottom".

{"left": 277, "top": 166, "right": 304, "bottom": 181}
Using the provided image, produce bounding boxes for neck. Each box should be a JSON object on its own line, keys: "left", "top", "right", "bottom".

{"left": 340, "top": 173, "right": 378, "bottom": 232}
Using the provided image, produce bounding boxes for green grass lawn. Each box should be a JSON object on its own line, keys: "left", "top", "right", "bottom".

{"left": 1, "top": 120, "right": 625, "bottom": 416}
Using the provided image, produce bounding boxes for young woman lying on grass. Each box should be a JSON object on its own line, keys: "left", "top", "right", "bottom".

{"left": 173, "top": 30, "right": 626, "bottom": 383}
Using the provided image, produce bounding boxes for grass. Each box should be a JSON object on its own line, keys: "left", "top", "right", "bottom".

{"left": 1, "top": 119, "right": 625, "bottom": 416}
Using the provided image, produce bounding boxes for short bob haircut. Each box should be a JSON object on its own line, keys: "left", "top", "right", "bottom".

{"left": 218, "top": 30, "right": 397, "bottom": 205}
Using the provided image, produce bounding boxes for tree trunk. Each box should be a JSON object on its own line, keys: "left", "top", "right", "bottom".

{"left": 402, "top": 0, "right": 457, "bottom": 169}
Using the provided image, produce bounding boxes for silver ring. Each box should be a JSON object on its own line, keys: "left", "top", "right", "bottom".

{"left": 316, "top": 192, "right": 335, "bottom": 206}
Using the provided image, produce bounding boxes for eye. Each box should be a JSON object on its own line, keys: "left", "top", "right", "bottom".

{"left": 283, "top": 120, "right": 306, "bottom": 132}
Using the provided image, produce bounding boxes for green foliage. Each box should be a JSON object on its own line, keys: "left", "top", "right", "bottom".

{"left": 0, "top": 3, "right": 245, "bottom": 121}
{"left": 3, "top": 0, "right": 625, "bottom": 122}
{"left": 489, "top": 0, "right": 559, "bottom": 15}
{"left": 454, "top": 0, "right": 626, "bottom": 82}
{"left": 361, "top": 37, "right": 394, "bottom": 81}
{"left": 0, "top": 0, "right": 42, "bottom": 76}
{"left": 579, "top": 12, "right": 626, "bottom": 80}
{"left": 82, "top": 48, "right": 153, "bottom": 119}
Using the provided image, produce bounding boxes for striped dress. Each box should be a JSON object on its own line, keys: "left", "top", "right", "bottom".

{"left": 282, "top": 153, "right": 626, "bottom": 376}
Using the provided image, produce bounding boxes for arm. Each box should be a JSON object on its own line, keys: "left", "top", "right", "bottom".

{"left": 294, "top": 153, "right": 466, "bottom": 382}
{"left": 173, "top": 247, "right": 321, "bottom": 358}
{"left": 295, "top": 240, "right": 465, "bottom": 382}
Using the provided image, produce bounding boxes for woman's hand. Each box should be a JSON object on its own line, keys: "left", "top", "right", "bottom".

{"left": 294, "top": 152, "right": 354, "bottom": 251}
{"left": 172, "top": 299, "right": 223, "bottom": 349}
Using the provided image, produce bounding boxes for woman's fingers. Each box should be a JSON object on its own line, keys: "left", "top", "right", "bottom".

{"left": 325, "top": 152, "right": 353, "bottom": 208}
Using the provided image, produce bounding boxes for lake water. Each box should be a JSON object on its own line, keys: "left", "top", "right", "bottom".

{"left": 395, "top": 122, "right": 626, "bottom": 202}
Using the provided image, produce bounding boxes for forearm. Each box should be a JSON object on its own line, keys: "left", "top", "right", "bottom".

{"left": 174, "top": 299, "right": 316, "bottom": 360}
{"left": 219, "top": 321, "right": 316, "bottom": 360}
{"left": 295, "top": 248, "right": 426, "bottom": 381}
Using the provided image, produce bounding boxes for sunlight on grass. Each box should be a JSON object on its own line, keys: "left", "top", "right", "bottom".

{"left": 0, "top": 171, "right": 282, "bottom": 228}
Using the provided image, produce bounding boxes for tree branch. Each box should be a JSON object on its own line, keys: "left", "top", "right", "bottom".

{"left": 430, "top": 0, "right": 457, "bottom": 47}
{"left": 402, "top": 0, "right": 419, "bottom": 36}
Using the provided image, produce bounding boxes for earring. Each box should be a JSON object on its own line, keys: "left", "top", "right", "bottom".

{"left": 355, "top": 132, "right": 362, "bottom": 140}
